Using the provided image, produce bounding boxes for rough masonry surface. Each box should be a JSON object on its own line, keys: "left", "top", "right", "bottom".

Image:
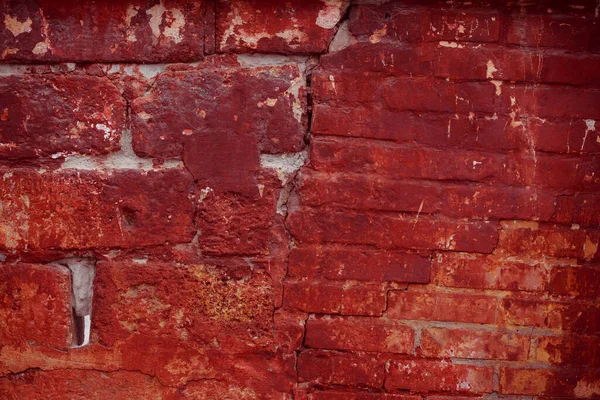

{"left": 0, "top": 0, "right": 599, "bottom": 398}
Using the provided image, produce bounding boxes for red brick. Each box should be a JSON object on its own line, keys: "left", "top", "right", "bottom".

{"left": 93, "top": 260, "right": 275, "bottom": 353}
{"left": 383, "top": 77, "right": 457, "bottom": 113}
{"left": 0, "top": 264, "right": 73, "bottom": 349}
{"left": 0, "top": 74, "right": 124, "bottom": 160}
{"left": 309, "top": 137, "right": 512, "bottom": 183}
{"left": 305, "top": 392, "right": 419, "bottom": 400}
{"left": 288, "top": 245, "right": 430, "bottom": 283}
{"left": 533, "top": 85, "right": 600, "bottom": 119}
{"left": 195, "top": 172, "right": 282, "bottom": 256}
{"left": 0, "top": 369, "right": 175, "bottom": 400}
{"left": 433, "top": 252, "right": 549, "bottom": 292}
{"left": 423, "top": 9, "right": 500, "bottom": 43}
{"left": 386, "top": 360, "right": 494, "bottom": 394}
{"left": 0, "top": 0, "right": 206, "bottom": 62}
{"left": 287, "top": 208, "right": 499, "bottom": 253}
{"left": 305, "top": 316, "right": 414, "bottom": 354}
{"left": 283, "top": 280, "right": 387, "bottom": 317}
{"left": 299, "top": 171, "right": 555, "bottom": 221}
{"left": 298, "top": 350, "right": 385, "bottom": 388}
{"left": 536, "top": 335, "right": 600, "bottom": 366}
{"left": 532, "top": 119, "right": 600, "bottom": 155}
{"left": 520, "top": 154, "right": 600, "bottom": 193}
{"left": 274, "top": 310, "right": 306, "bottom": 351}
{"left": 311, "top": 71, "right": 386, "bottom": 105}
{"left": 215, "top": 0, "right": 348, "bottom": 54}
{"left": 349, "top": 4, "right": 422, "bottom": 42}
{"left": 498, "top": 221, "right": 600, "bottom": 261}
{"left": 505, "top": 14, "right": 600, "bottom": 52}
{"left": 0, "top": 168, "right": 194, "bottom": 251}
{"left": 549, "top": 266, "right": 600, "bottom": 298}
{"left": 554, "top": 194, "right": 600, "bottom": 227}
{"left": 388, "top": 291, "right": 497, "bottom": 324}
{"left": 131, "top": 63, "right": 306, "bottom": 163}
{"left": 421, "top": 328, "right": 530, "bottom": 361}
{"left": 499, "top": 298, "right": 600, "bottom": 332}
{"left": 499, "top": 367, "right": 600, "bottom": 396}
{"left": 319, "top": 43, "right": 432, "bottom": 76}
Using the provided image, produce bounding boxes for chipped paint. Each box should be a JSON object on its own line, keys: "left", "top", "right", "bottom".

{"left": 439, "top": 41, "right": 463, "bottom": 48}
{"left": 147, "top": 1, "right": 185, "bottom": 44}
{"left": 3, "top": 14, "right": 32, "bottom": 37}
{"left": 369, "top": 24, "right": 387, "bottom": 44}
{"left": 315, "top": 0, "right": 346, "bottom": 29}
{"left": 486, "top": 60, "right": 497, "bottom": 79}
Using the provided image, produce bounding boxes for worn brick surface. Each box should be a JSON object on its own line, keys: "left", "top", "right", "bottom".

{"left": 1, "top": 0, "right": 599, "bottom": 397}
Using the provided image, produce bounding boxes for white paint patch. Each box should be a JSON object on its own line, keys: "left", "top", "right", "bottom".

{"left": 260, "top": 151, "right": 307, "bottom": 185}
{"left": 439, "top": 41, "right": 463, "bottom": 48}
{"left": 582, "top": 119, "right": 596, "bottom": 151}
{"left": 3, "top": 14, "right": 32, "bottom": 37}
{"left": 315, "top": 0, "right": 347, "bottom": 29}
{"left": 95, "top": 123, "right": 113, "bottom": 140}
{"left": 490, "top": 80, "right": 502, "bottom": 96}
{"left": 486, "top": 60, "right": 497, "bottom": 79}
{"left": 32, "top": 41, "right": 48, "bottom": 55}
{"left": 147, "top": 1, "right": 185, "bottom": 43}
{"left": 329, "top": 20, "right": 357, "bottom": 52}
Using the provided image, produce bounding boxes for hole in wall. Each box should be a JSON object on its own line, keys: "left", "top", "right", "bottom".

{"left": 55, "top": 257, "right": 96, "bottom": 347}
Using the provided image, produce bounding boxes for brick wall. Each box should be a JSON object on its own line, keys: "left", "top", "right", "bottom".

{"left": 0, "top": 0, "right": 599, "bottom": 398}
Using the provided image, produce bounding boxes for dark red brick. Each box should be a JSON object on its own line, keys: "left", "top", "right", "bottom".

{"left": 536, "top": 335, "right": 600, "bottom": 366}
{"left": 309, "top": 137, "right": 512, "bottom": 183}
{"left": 283, "top": 280, "right": 386, "bottom": 316}
{"left": 386, "top": 360, "right": 494, "bottom": 394}
{"left": 499, "top": 367, "right": 600, "bottom": 396}
{"left": 0, "top": 168, "right": 194, "bottom": 251}
{"left": 131, "top": 63, "right": 306, "bottom": 167}
{"left": 423, "top": 9, "right": 500, "bottom": 43}
{"left": 298, "top": 350, "right": 385, "bottom": 388}
{"left": 288, "top": 245, "right": 430, "bottom": 283}
{"left": 305, "top": 316, "right": 414, "bottom": 354}
{"left": 0, "top": 263, "right": 73, "bottom": 348}
{"left": 433, "top": 252, "right": 549, "bottom": 292}
{"left": 311, "top": 71, "right": 386, "bottom": 105}
{"left": 421, "top": 328, "right": 530, "bottom": 361}
{"left": 388, "top": 291, "right": 497, "bottom": 324}
{"left": 287, "top": 208, "right": 499, "bottom": 253}
{"left": 498, "top": 221, "right": 600, "bottom": 261}
{"left": 349, "top": 3, "right": 422, "bottom": 42}
{"left": 554, "top": 194, "right": 600, "bottom": 227}
{"left": 0, "top": 74, "right": 124, "bottom": 160}
{"left": 216, "top": 0, "right": 348, "bottom": 54}
{"left": 549, "top": 266, "right": 600, "bottom": 298}
{"left": 305, "top": 392, "right": 419, "bottom": 400}
{"left": 0, "top": 0, "right": 206, "bottom": 62}
{"left": 499, "top": 297, "right": 600, "bottom": 332}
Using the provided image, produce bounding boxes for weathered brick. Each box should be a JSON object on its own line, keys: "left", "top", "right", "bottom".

{"left": 195, "top": 172, "right": 283, "bottom": 256}
{"left": 288, "top": 245, "right": 430, "bottom": 283}
{"left": 386, "top": 360, "right": 494, "bottom": 394}
{"left": 554, "top": 194, "right": 600, "bottom": 227}
{"left": 498, "top": 221, "right": 600, "bottom": 261}
{"left": 0, "top": 74, "right": 124, "bottom": 160}
{"left": 93, "top": 260, "right": 275, "bottom": 353}
{"left": 423, "top": 9, "right": 500, "bottom": 43}
{"left": 309, "top": 137, "right": 511, "bottom": 183}
{"left": 505, "top": 14, "right": 600, "bottom": 52}
{"left": 287, "top": 208, "right": 499, "bottom": 253}
{"left": 532, "top": 119, "right": 600, "bottom": 155}
{"left": 536, "top": 335, "right": 600, "bottom": 366}
{"left": 0, "top": 0, "right": 206, "bottom": 62}
{"left": 499, "top": 367, "right": 600, "bottom": 396}
{"left": 311, "top": 71, "right": 386, "bottom": 105}
{"left": 388, "top": 291, "right": 497, "bottom": 324}
{"left": 305, "top": 316, "right": 414, "bottom": 354}
{"left": 0, "top": 369, "right": 174, "bottom": 400}
{"left": 131, "top": 64, "right": 306, "bottom": 178}
{"left": 298, "top": 350, "right": 385, "bottom": 388}
{"left": 216, "top": 0, "right": 348, "bottom": 54}
{"left": 274, "top": 310, "right": 306, "bottom": 351}
{"left": 0, "top": 264, "right": 73, "bottom": 348}
{"left": 320, "top": 43, "right": 432, "bottom": 76}
{"left": 549, "top": 266, "right": 600, "bottom": 298}
{"left": 421, "top": 328, "right": 529, "bottom": 361}
{"left": 0, "top": 168, "right": 194, "bottom": 251}
{"left": 499, "top": 297, "right": 600, "bottom": 332}
{"left": 305, "top": 391, "right": 419, "bottom": 400}
{"left": 349, "top": 3, "right": 422, "bottom": 42}
{"left": 283, "top": 281, "right": 386, "bottom": 316}
{"left": 433, "top": 252, "right": 550, "bottom": 292}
